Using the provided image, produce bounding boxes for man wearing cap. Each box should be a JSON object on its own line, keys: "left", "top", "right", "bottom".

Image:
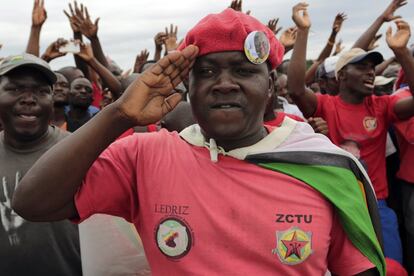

{"left": 288, "top": 3, "right": 414, "bottom": 266}
{"left": 315, "top": 56, "right": 339, "bottom": 95}
{"left": 14, "top": 9, "right": 384, "bottom": 275}
{"left": 0, "top": 53, "right": 81, "bottom": 275}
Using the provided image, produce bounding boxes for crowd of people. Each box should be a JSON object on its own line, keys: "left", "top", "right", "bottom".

{"left": 1, "top": 0, "right": 414, "bottom": 275}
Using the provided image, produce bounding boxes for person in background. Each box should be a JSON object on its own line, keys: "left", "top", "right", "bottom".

{"left": 288, "top": 0, "right": 412, "bottom": 267}
{"left": 0, "top": 53, "right": 81, "bottom": 275}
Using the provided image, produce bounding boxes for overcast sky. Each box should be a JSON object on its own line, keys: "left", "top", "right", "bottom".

{"left": 1, "top": 0, "right": 413, "bottom": 71}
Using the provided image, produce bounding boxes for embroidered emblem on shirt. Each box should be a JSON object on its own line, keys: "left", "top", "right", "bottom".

{"left": 363, "top": 117, "right": 377, "bottom": 132}
{"left": 272, "top": 226, "right": 312, "bottom": 265}
{"left": 155, "top": 216, "right": 193, "bottom": 259}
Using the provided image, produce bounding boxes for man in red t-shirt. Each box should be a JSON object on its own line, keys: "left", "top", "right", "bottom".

{"left": 287, "top": 3, "right": 414, "bottom": 265}
{"left": 13, "top": 7, "right": 384, "bottom": 276}
{"left": 392, "top": 87, "right": 414, "bottom": 273}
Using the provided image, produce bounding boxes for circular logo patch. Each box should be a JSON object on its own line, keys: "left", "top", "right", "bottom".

{"left": 155, "top": 217, "right": 192, "bottom": 259}
{"left": 273, "top": 226, "right": 312, "bottom": 265}
{"left": 244, "top": 31, "right": 270, "bottom": 65}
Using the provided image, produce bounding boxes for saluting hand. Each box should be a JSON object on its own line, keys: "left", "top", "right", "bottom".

{"left": 115, "top": 45, "right": 199, "bottom": 126}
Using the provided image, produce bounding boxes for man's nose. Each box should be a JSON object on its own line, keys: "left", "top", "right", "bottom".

{"left": 19, "top": 90, "right": 37, "bottom": 105}
{"left": 212, "top": 71, "right": 240, "bottom": 94}
{"left": 366, "top": 67, "right": 375, "bottom": 76}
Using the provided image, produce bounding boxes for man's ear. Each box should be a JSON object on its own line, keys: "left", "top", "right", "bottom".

{"left": 337, "top": 68, "right": 346, "bottom": 82}
{"left": 268, "top": 70, "right": 276, "bottom": 99}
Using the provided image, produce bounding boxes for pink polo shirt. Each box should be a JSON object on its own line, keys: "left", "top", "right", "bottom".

{"left": 75, "top": 129, "right": 374, "bottom": 275}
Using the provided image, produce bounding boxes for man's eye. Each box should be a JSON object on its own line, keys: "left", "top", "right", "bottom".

{"left": 199, "top": 68, "right": 215, "bottom": 76}
{"left": 38, "top": 88, "right": 51, "bottom": 95}
{"left": 4, "top": 86, "right": 19, "bottom": 93}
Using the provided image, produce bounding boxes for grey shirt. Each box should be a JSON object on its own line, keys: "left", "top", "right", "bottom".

{"left": 0, "top": 126, "right": 82, "bottom": 276}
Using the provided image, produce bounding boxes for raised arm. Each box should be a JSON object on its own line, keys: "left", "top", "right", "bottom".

{"left": 267, "top": 18, "right": 282, "bottom": 36}
{"left": 332, "top": 39, "right": 345, "bottom": 56}
{"left": 287, "top": 2, "right": 317, "bottom": 118}
{"left": 153, "top": 32, "right": 167, "bottom": 61}
{"left": 40, "top": 38, "right": 68, "bottom": 62}
{"left": 163, "top": 24, "right": 179, "bottom": 55}
{"left": 26, "top": 0, "right": 47, "bottom": 56}
{"left": 64, "top": 1, "right": 90, "bottom": 79}
{"left": 73, "top": 4, "right": 108, "bottom": 68}
{"left": 375, "top": 56, "right": 395, "bottom": 75}
{"left": 133, "top": 49, "right": 150, "bottom": 73}
{"left": 304, "top": 13, "right": 346, "bottom": 85}
{"left": 279, "top": 27, "right": 297, "bottom": 55}
{"left": 76, "top": 43, "right": 122, "bottom": 98}
{"left": 319, "top": 13, "right": 346, "bottom": 61}
{"left": 12, "top": 45, "right": 199, "bottom": 222}
{"left": 353, "top": 0, "right": 406, "bottom": 50}
{"left": 387, "top": 20, "right": 414, "bottom": 119}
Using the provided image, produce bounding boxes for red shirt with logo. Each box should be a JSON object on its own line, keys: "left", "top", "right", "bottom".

{"left": 314, "top": 94, "right": 399, "bottom": 199}
{"left": 74, "top": 130, "right": 373, "bottom": 275}
{"left": 392, "top": 88, "right": 414, "bottom": 183}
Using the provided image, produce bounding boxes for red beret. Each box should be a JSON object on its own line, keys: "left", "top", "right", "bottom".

{"left": 178, "top": 8, "right": 285, "bottom": 70}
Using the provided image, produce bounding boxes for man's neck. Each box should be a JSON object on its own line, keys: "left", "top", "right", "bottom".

{"left": 263, "top": 110, "right": 276, "bottom": 122}
{"left": 68, "top": 106, "right": 89, "bottom": 119}
{"left": 204, "top": 126, "right": 268, "bottom": 152}
{"left": 4, "top": 128, "right": 50, "bottom": 150}
{"left": 52, "top": 105, "right": 66, "bottom": 126}
{"left": 339, "top": 89, "right": 365, "bottom": 104}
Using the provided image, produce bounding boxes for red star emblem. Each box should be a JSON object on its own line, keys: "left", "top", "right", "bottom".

{"left": 281, "top": 231, "right": 308, "bottom": 259}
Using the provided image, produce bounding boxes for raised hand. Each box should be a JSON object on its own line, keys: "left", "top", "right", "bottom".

{"left": 41, "top": 38, "right": 68, "bottom": 62}
{"left": 386, "top": 20, "right": 411, "bottom": 50}
{"left": 292, "top": 2, "right": 311, "bottom": 30}
{"left": 229, "top": 0, "right": 250, "bottom": 14}
{"left": 116, "top": 45, "right": 198, "bottom": 126}
{"left": 268, "top": 18, "right": 282, "bottom": 35}
{"left": 75, "top": 42, "right": 94, "bottom": 62}
{"left": 72, "top": 4, "right": 100, "bottom": 39}
{"left": 32, "top": 0, "right": 47, "bottom": 27}
{"left": 134, "top": 49, "right": 150, "bottom": 73}
{"left": 333, "top": 39, "right": 345, "bottom": 55}
{"left": 279, "top": 27, "right": 298, "bottom": 48}
{"left": 381, "top": 0, "right": 407, "bottom": 22}
{"left": 229, "top": 0, "right": 242, "bottom": 11}
{"left": 164, "top": 24, "right": 178, "bottom": 52}
{"left": 63, "top": 1, "right": 84, "bottom": 33}
{"left": 332, "top": 13, "right": 347, "bottom": 34}
{"left": 368, "top": 34, "right": 382, "bottom": 51}
{"left": 154, "top": 32, "right": 167, "bottom": 50}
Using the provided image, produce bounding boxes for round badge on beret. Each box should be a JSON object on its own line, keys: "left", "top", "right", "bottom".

{"left": 244, "top": 31, "right": 270, "bottom": 65}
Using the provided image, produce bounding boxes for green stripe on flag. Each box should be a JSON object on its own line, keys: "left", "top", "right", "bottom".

{"left": 258, "top": 162, "right": 385, "bottom": 276}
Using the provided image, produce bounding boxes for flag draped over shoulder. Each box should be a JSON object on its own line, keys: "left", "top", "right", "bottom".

{"left": 180, "top": 117, "right": 386, "bottom": 275}
{"left": 246, "top": 118, "right": 385, "bottom": 276}
{"left": 247, "top": 152, "right": 384, "bottom": 275}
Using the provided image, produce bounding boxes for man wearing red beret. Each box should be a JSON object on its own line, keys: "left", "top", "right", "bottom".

{"left": 13, "top": 8, "right": 384, "bottom": 275}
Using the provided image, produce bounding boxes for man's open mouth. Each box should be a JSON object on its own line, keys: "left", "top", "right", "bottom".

{"left": 210, "top": 102, "right": 242, "bottom": 109}
{"left": 363, "top": 79, "right": 374, "bottom": 89}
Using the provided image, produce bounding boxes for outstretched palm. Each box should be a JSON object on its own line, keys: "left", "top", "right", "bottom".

{"left": 386, "top": 20, "right": 411, "bottom": 50}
